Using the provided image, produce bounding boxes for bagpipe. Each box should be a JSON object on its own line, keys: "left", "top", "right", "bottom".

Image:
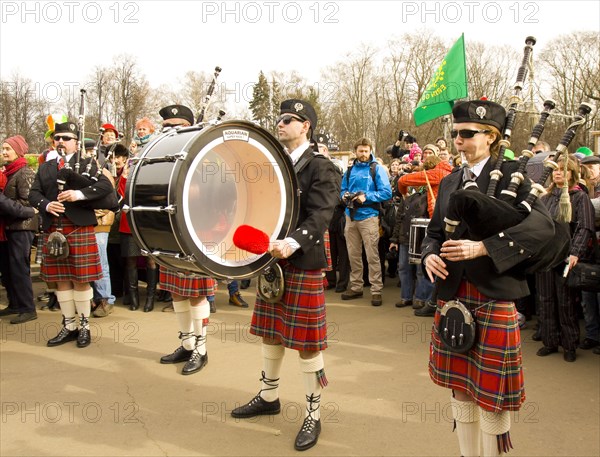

{"left": 47, "top": 90, "right": 119, "bottom": 258}
{"left": 442, "top": 36, "right": 594, "bottom": 273}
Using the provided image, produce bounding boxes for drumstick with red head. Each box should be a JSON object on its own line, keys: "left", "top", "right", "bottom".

{"left": 233, "top": 225, "right": 270, "bottom": 254}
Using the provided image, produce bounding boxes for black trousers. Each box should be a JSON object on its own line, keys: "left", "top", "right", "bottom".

{"left": 536, "top": 268, "right": 580, "bottom": 351}
{"left": 325, "top": 229, "right": 349, "bottom": 290}
{"left": 3, "top": 231, "right": 35, "bottom": 313}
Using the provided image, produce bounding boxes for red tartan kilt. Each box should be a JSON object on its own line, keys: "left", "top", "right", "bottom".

{"left": 159, "top": 269, "right": 215, "bottom": 297}
{"left": 429, "top": 280, "right": 525, "bottom": 413}
{"left": 323, "top": 229, "right": 332, "bottom": 272}
{"left": 41, "top": 221, "right": 102, "bottom": 283}
{"left": 251, "top": 262, "right": 327, "bottom": 351}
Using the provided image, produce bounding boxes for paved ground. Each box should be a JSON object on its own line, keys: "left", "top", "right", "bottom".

{"left": 1, "top": 277, "right": 599, "bottom": 456}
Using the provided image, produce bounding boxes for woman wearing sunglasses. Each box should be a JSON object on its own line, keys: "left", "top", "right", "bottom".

{"left": 420, "top": 99, "right": 557, "bottom": 456}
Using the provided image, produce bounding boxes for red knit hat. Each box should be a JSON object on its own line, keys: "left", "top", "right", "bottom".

{"left": 3, "top": 135, "right": 29, "bottom": 157}
{"left": 101, "top": 123, "right": 119, "bottom": 137}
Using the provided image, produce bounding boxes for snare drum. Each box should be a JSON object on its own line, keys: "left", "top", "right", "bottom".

{"left": 125, "top": 120, "right": 300, "bottom": 279}
{"left": 408, "top": 217, "right": 430, "bottom": 264}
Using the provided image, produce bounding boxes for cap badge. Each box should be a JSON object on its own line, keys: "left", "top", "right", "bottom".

{"left": 69, "top": 124, "right": 76, "bottom": 131}
{"left": 294, "top": 102, "right": 304, "bottom": 112}
{"left": 475, "top": 106, "right": 487, "bottom": 119}
{"left": 171, "top": 108, "right": 178, "bottom": 115}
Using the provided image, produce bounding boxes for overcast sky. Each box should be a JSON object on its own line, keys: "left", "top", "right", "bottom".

{"left": 1, "top": 0, "right": 599, "bottom": 104}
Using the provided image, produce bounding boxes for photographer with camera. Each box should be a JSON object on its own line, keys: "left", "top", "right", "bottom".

{"left": 340, "top": 138, "right": 392, "bottom": 306}
{"left": 389, "top": 130, "right": 417, "bottom": 160}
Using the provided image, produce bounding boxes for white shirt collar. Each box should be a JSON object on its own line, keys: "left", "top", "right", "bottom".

{"left": 469, "top": 156, "right": 490, "bottom": 177}
{"left": 288, "top": 141, "right": 311, "bottom": 165}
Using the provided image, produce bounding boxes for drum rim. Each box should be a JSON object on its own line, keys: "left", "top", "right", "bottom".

{"left": 127, "top": 120, "right": 300, "bottom": 279}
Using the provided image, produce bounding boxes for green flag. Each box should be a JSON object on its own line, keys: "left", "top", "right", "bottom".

{"left": 413, "top": 34, "right": 468, "bottom": 126}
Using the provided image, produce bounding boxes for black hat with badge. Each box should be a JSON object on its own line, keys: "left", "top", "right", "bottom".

{"left": 452, "top": 99, "right": 507, "bottom": 132}
{"left": 280, "top": 99, "right": 318, "bottom": 132}
{"left": 581, "top": 155, "right": 600, "bottom": 165}
{"left": 159, "top": 104, "right": 195, "bottom": 126}
{"left": 54, "top": 121, "right": 79, "bottom": 137}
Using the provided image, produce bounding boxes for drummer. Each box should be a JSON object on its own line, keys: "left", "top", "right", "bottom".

{"left": 392, "top": 147, "right": 452, "bottom": 316}
{"left": 148, "top": 104, "right": 216, "bottom": 375}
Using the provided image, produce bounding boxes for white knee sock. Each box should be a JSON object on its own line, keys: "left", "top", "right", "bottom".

{"left": 479, "top": 407, "right": 512, "bottom": 456}
{"left": 451, "top": 397, "right": 480, "bottom": 457}
{"left": 190, "top": 299, "right": 209, "bottom": 355}
{"left": 299, "top": 353, "right": 326, "bottom": 421}
{"left": 173, "top": 299, "right": 195, "bottom": 350}
{"left": 73, "top": 289, "right": 93, "bottom": 317}
{"left": 260, "top": 343, "right": 285, "bottom": 402}
{"left": 55, "top": 290, "right": 76, "bottom": 330}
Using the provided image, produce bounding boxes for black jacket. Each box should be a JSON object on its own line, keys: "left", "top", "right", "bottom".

{"left": 421, "top": 159, "right": 557, "bottom": 300}
{"left": 29, "top": 157, "right": 114, "bottom": 230}
{"left": 0, "top": 193, "right": 35, "bottom": 220}
{"left": 287, "top": 148, "right": 340, "bottom": 270}
{"left": 3, "top": 165, "right": 38, "bottom": 231}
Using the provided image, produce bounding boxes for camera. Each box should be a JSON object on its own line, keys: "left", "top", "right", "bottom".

{"left": 342, "top": 191, "right": 364, "bottom": 210}
{"left": 398, "top": 130, "right": 410, "bottom": 141}
{"left": 386, "top": 246, "right": 398, "bottom": 261}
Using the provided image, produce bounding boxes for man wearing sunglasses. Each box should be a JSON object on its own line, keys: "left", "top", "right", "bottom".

{"left": 29, "top": 121, "right": 115, "bottom": 348}
{"left": 231, "top": 99, "right": 339, "bottom": 452}
{"left": 420, "top": 99, "right": 558, "bottom": 456}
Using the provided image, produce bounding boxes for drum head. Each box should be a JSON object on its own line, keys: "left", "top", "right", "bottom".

{"left": 127, "top": 120, "right": 299, "bottom": 279}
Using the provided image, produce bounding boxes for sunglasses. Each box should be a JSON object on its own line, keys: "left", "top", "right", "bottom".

{"left": 277, "top": 115, "right": 306, "bottom": 125}
{"left": 450, "top": 129, "right": 491, "bottom": 139}
{"left": 53, "top": 135, "right": 76, "bottom": 142}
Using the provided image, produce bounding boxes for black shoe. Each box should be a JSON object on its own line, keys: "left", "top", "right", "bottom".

{"left": 77, "top": 327, "right": 91, "bottom": 348}
{"left": 593, "top": 346, "right": 600, "bottom": 355}
{"left": 0, "top": 307, "right": 18, "bottom": 317}
{"left": 579, "top": 338, "right": 599, "bottom": 350}
{"left": 531, "top": 331, "right": 542, "bottom": 342}
{"left": 231, "top": 395, "right": 281, "bottom": 418}
{"left": 10, "top": 312, "right": 38, "bottom": 324}
{"left": 182, "top": 351, "right": 208, "bottom": 375}
{"left": 563, "top": 350, "right": 576, "bottom": 362}
{"left": 414, "top": 302, "right": 436, "bottom": 317}
{"left": 240, "top": 279, "right": 251, "bottom": 290}
{"left": 536, "top": 346, "right": 558, "bottom": 357}
{"left": 395, "top": 299, "right": 412, "bottom": 308}
{"left": 334, "top": 286, "right": 346, "bottom": 293}
{"left": 47, "top": 293, "right": 60, "bottom": 311}
{"left": 160, "top": 346, "right": 193, "bottom": 364}
{"left": 47, "top": 327, "right": 79, "bottom": 347}
{"left": 294, "top": 417, "right": 321, "bottom": 451}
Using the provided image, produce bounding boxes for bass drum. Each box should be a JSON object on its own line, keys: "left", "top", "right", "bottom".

{"left": 125, "top": 120, "right": 299, "bottom": 279}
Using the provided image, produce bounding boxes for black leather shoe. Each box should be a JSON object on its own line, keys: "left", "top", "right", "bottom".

{"left": 182, "top": 351, "right": 208, "bottom": 375}
{"left": 563, "top": 350, "right": 576, "bottom": 362}
{"left": 47, "top": 327, "right": 79, "bottom": 347}
{"left": 414, "top": 302, "right": 436, "bottom": 317}
{"left": 231, "top": 395, "right": 281, "bottom": 418}
{"left": 0, "top": 307, "right": 18, "bottom": 317}
{"left": 531, "top": 331, "right": 542, "bottom": 342}
{"left": 395, "top": 299, "right": 412, "bottom": 308}
{"left": 10, "top": 312, "right": 38, "bottom": 324}
{"left": 294, "top": 417, "right": 321, "bottom": 451}
{"left": 536, "top": 346, "right": 558, "bottom": 357}
{"left": 160, "top": 346, "right": 193, "bottom": 364}
{"left": 334, "top": 286, "right": 346, "bottom": 293}
{"left": 579, "top": 338, "right": 599, "bottom": 350}
{"left": 77, "top": 327, "right": 91, "bottom": 348}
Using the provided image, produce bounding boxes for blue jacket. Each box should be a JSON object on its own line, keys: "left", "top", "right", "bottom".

{"left": 340, "top": 154, "right": 392, "bottom": 221}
